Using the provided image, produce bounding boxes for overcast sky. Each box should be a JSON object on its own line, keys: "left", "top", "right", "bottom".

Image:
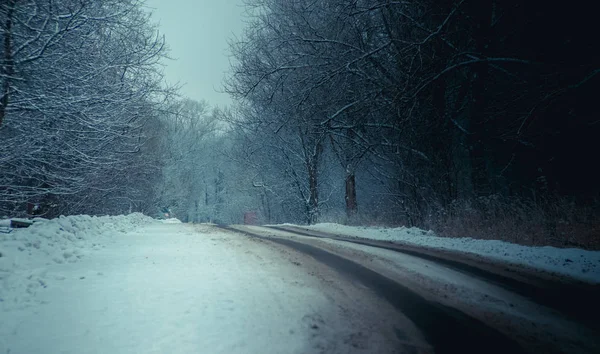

{"left": 144, "top": 0, "right": 245, "bottom": 108}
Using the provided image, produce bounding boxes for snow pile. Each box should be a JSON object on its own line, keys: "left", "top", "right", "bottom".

{"left": 0, "top": 213, "right": 156, "bottom": 309}
{"left": 161, "top": 218, "right": 182, "bottom": 224}
{"left": 304, "top": 223, "right": 600, "bottom": 284}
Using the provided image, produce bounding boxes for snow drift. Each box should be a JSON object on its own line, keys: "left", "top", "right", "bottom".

{"left": 161, "top": 218, "right": 182, "bottom": 224}
{"left": 0, "top": 213, "right": 156, "bottom": 309}
{"left": 303, "top": 223, "right": 600, "bottom": 284}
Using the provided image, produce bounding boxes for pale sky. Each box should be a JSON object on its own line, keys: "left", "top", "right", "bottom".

{"left": 144, "top": 0, "right": 245, "bottom": 108}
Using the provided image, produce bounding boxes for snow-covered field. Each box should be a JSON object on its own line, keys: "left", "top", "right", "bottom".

{"left": 301, "top": 223, "right": 600, "bottom": 284}
{"left": 0, "top": 216, "right": 399, "bottom": 353}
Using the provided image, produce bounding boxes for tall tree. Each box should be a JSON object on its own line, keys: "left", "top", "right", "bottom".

{"left": 0, "top": 0, "right": 172, "bottom": 216}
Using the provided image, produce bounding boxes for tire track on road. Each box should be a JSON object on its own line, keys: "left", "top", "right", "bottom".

{"left": 266, "top": 225, "right": 600, "bottom": 332}
{"left": 217, "top": 225, "right": 525, "bottom": 354}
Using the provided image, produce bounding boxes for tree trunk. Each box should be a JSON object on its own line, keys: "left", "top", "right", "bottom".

{"left": 345, "top": 169, "right": 357, "bottom": 222}
{"left": 0, "top": 0, "right": 16, "bottom": 128}
{"left": 468, "top": 0, "right": 494, "bottom": 197}
{"left": 260, "top": 192, "right": 271, "bottom": 224}
{"left": 307, "top": 161, "right": 319, "bottom": 224}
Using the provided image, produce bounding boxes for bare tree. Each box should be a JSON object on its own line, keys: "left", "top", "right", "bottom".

{"left": 0, "top": 0, "right": 173, "bottom": 216}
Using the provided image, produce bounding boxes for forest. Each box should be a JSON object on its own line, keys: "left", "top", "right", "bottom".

{"left": 1, "top": 0, "right": 598, "bottom": 248}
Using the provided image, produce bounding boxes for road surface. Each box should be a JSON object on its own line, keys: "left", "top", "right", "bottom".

{"left": 223, "top": 224, "right": 599, "bottom": 354}
{"left": 2, "top": 222, "right": 598, "bottom": 353}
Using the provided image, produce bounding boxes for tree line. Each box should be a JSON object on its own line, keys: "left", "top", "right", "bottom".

{"left": 0, "top": 0, "right": 174, "bottom": 216}
{"left": 224, "top": 0, "right": 599, "bottom": 247}
{"left": 2, "top": 0, "right": 598, "bottom": 247}
{"left": 0, "top": 0, "right": 261, "bottom": 223}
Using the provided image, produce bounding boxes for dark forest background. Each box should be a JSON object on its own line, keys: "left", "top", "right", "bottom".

{"left": 2, "top": 0, "right": 598, "bottom": 248}
{"left": 224, "top": 0, "right": 600, "bottom": 248}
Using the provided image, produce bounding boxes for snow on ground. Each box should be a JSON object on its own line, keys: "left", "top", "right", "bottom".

{"left": 300, "top": 223, "right": 600, "bottom": 284}
{"left": 1, "top": 218, "right": 394, "bottom": 353}
{"left": 0, "top": 214, "right": 156, "bottom": 310}
{"left": 161, "top": 217, "right": 182, "bottom": 224}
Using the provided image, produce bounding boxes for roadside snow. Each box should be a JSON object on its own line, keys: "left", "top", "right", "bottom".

{"left": 1, "top": 221, "right": 396, "bottom": 353}
{"left": 0, "top": 213, "right": 156, "bottom": 310}
{"left": 301, "top": 223, "right": 600, "bottom": 284}
{"left": 161, "top": 217, "right": 182, "bottom": 224}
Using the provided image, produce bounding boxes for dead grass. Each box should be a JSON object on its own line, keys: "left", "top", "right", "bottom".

{"left": 423, "top": 196, "right": 600, "bottom": 250}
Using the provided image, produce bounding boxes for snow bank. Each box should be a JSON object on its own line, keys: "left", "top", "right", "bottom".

{"left": 303, "top": 223, "right": 600, "bottom": 284}
{"left": 0, "top": 213, "right": 156, "bottom": 308}
{"left": 161, "top": 218, "right": 182, "bottom": 224}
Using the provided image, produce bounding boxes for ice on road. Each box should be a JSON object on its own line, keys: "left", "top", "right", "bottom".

{"left": 1, "top": 222, "right": 396, "bottom": 354}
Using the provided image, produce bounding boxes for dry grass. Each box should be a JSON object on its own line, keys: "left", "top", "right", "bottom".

{"left": 423, "top": 196, "right": 600, "bottom": 250}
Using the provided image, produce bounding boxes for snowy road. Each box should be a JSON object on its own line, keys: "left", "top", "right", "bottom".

{"left": 1, "top": 222, "right": 421, "bottom": 354}
{"left": 2, "top": 220, "right": 598, "bottom": 354}
{"left": 227, "top": 225, "right": 600, "bottom": 354}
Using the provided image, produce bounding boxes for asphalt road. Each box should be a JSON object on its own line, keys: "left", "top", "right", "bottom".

{"left": 219, "top": 224, "right": 600, "bottom": 354}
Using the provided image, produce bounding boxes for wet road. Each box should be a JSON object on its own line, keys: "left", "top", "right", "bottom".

{"left": 220, "top": 224, "right": 600, "bottom": 354}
